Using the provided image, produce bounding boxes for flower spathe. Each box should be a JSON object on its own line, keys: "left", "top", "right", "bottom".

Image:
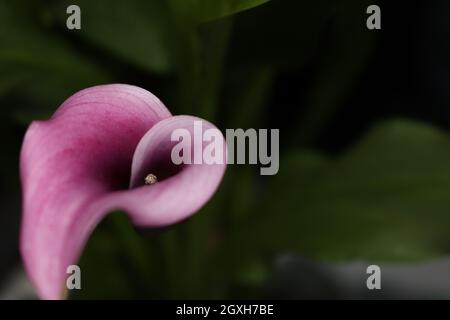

{"left": 20, "top": 84, "right": 227, "bottom": 299}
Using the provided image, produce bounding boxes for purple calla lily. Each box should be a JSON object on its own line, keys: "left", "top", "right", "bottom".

{"left": 19, "top": 84, "right": 227, "bottom": 300}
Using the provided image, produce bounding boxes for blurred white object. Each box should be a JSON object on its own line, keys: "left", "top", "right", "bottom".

{"left": 0, "top": 266, "right": 37, "bottom": 300}
{"left": 268, "top": 255, "right": 450, "bottom": 299}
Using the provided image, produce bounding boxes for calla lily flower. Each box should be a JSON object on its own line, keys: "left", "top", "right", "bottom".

{"left": 20, "top": 84, "right": 227, "bottom": 300}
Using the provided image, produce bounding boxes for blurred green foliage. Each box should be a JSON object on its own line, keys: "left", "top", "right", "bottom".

{"left": 228, "top": 120, "right": 450, "bottom": 265}
{"left": 3, "top": 0, "right": 449, "bottom": 299}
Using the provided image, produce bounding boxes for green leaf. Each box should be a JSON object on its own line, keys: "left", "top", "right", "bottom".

{"left": 53, "top": 0, "right": 173, "bottom": 74}
{"left": 225, "top": 120, "right": 450, "bottom": 266}
{"left": 0, "top": 0, "right": 112, "bottom": 121}
{"left": 0, "top": 1, "right": 110, "bottom": 84}
{"left": 169, "top": 0, "right": 270, "bottom": 24}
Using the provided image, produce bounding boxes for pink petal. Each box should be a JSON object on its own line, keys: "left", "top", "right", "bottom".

{"left": 118, "top": 115, "right": 227, "bottom": 226}
{"left": 20, "top": 84, "right": 226, "bottom": 299}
